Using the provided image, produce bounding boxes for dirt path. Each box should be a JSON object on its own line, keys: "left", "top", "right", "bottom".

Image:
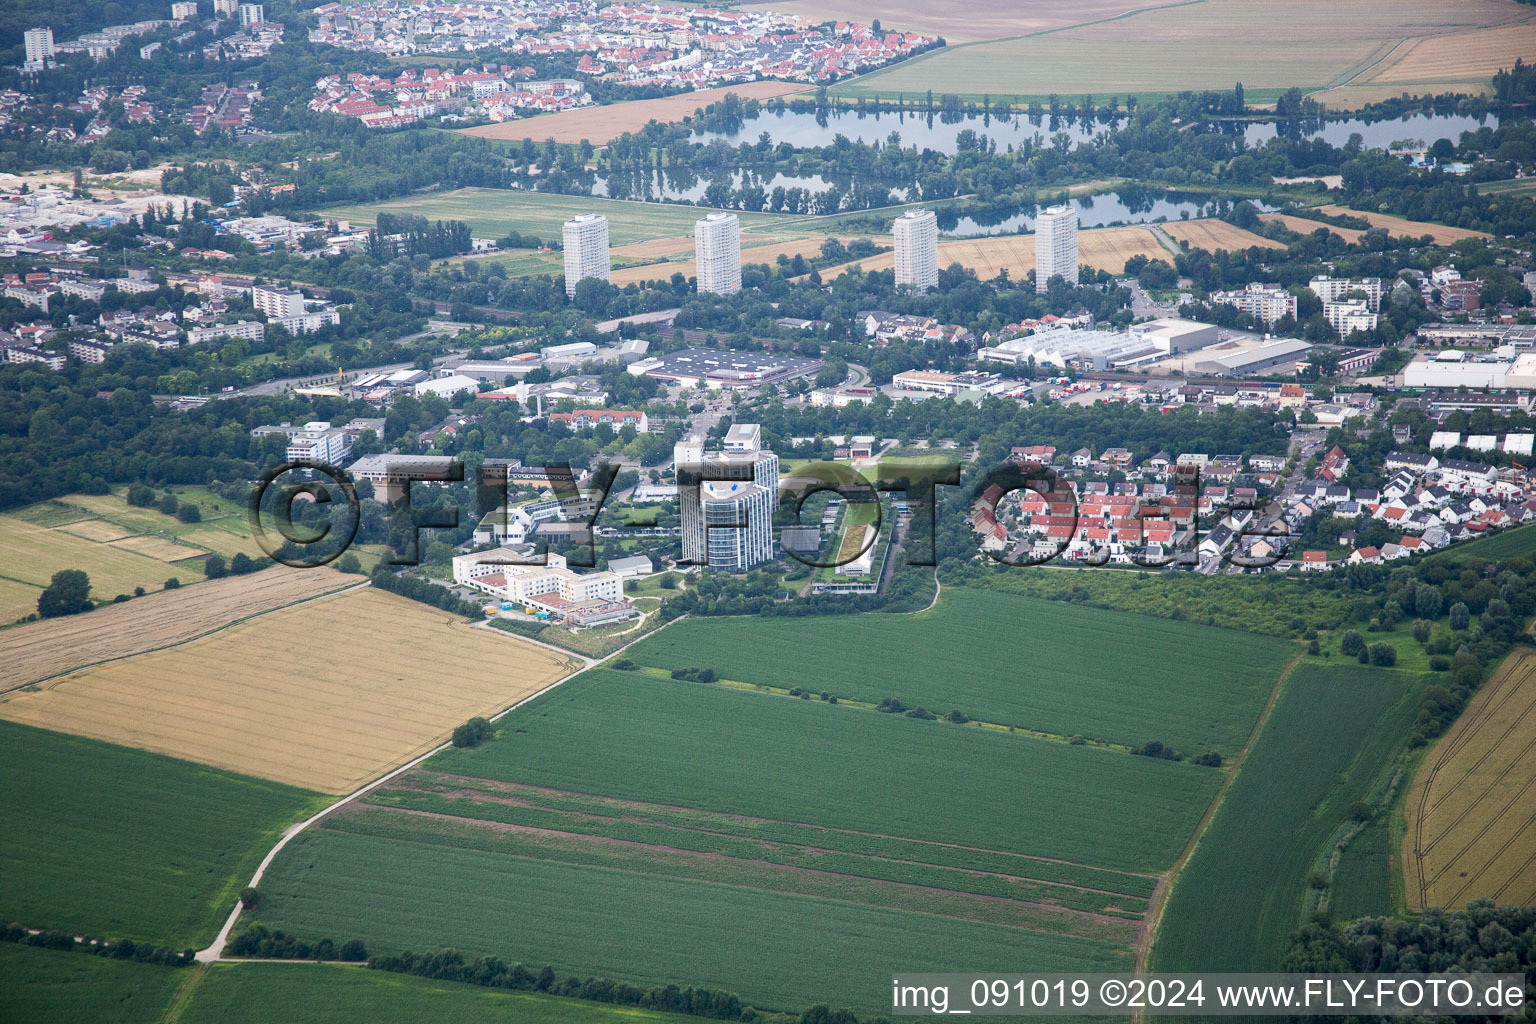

{"left": 1136, "top": 650, "right": 1304, "bottom": 971}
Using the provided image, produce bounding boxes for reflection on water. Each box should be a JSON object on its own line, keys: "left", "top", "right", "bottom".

{"left": 941, "top": 191, "right": 1277, "bottom": 238}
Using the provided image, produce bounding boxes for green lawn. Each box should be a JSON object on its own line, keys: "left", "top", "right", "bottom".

{"left": 321, "top": 188, "right": 802, "bottom": 246}
{"left": 0, "top": 943, "right": 184, "bottom": 1024}
{"left": 180, "top": 961, "right": 710, "bottom": 1024}
{"left": 1149, "top": 664, "right": 1419, "bottom": 972}
{"left": 624, "top": 587, "right": 1293, "bottom": 755}
{"left": 0, "top": 720, "right": 325, "bottom": 947}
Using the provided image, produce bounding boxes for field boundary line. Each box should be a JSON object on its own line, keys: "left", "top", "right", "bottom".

{"left": 1137, "top": 649, "right": 1303, "bottom": 974}
{"left": 195, "top": 610, "right": 687, "bottom": 963}
{"left": 159, "top": 962, "right": 206, "bottom": 1024}
{"left": 0, "top": 576, "right": 368, "bottom": 696}
{"left": 354, "top": 802, "right": 1141, "bottom": 939}
{"left": 425, "top": 774, "right": 1162, "bottom": 879}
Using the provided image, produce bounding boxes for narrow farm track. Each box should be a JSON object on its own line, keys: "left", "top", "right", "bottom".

{"left": 1137, "top": 650, "right": 1304, "bottom": 971}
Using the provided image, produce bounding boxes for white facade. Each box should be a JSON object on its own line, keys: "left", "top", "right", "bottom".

{"left": 562, "top": 214, "right": 610, "bottom": 297}
{"left": 272, "top": 309, "right": 339, "bottom": 335}
{"left": 1324, "top": 299, "right": 1379, "bottom": 337}
{"left": 213, "top": 0, "right": 237, "bottom": 15}
{"left": 1310, "top": 276, "right": 1381, "bottom": 312}
{"left": 1034, "top": 205, "right": 1079, "bottom": 292}
{"left": 287, "top": 422, "right": 350, "bottom": 466}
{"left": 453, "top": 549, "right": 623, "bottom": 607}
{"left": 252, "top": 285, "right": 305, "bottom": 319}
{"left": 238, "top": 3, "right": 264, "bottom": 25}
{"left": 694, "top": 212, "right": 741, "bottom": 295}
{"left": 677, "top": 425, "right": 779, "bottom": 571}
{"left": 171, "top": 2, "right": 199, "bottom": 19}
{"left": 1210, "top": 282, "right": 1297, "bottom": 325}
{"left": 892, "top": 209, "right": 938, "bottom": 290}
{"left": 24, "top": 27, "right": 55, "bottom": 67}
{"left": 188, "top": 320, "right": 265, "bottom": 345}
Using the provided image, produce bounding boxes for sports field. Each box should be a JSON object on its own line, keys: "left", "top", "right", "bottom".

{"left": 626, "top": 587, "right": 1293, "bottom": 754}
{"left": 0, "top": 719, "right": 323, "bottom": 946}
{"left": 818, "top": 226, "right": 1168, "bottom": 282}
{"left": 1150, "top": 665, "right": 1417, "bottom": 972}
{"left": 1405, "top": 650, "right": 1536, "bottom": 910}
{"left": 0, "top": 588, "right": 577, "bottom": 793}
{"left": 180, "top": 962, "right": 708, "bottom": 1024}
{"left": 256, "top": 664, "right": 1178, "bottom": 1012}
{"left": 322, "top": 188, "right": 797, "bottom": 246}
{"left": 828, "top": 0, "right": 1534, "bottom": 103}
{"left": 457, "top": 82, "right": 811, "bottom": 145}
{"left": 0, "top": 942, "right": 184, "bottom": 1024}
{"left": 1161, "top": 219, "right": 1286, "bottom": 252}
{"left": 1, "top": 567, "right": 356, "bottom": 690}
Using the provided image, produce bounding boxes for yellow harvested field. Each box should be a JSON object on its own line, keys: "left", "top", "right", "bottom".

{"left": 110, "top": 534, "right": 207, "bottom": 562}
{"left": 819, "top": 226, "right": 1165, "bottom": 282}
{"left": 0, "top": 577, "right": 43, "bottom": 625}
{"left": 458, "top": 82, "right": 810, "bottom": 145}
{"left": 740, "top": 0, "right": 1148, "bottom": 44}
{"left": 1261, "top": 213, "right": 1366, "bottom": 244}
{"left": 1161, "top": 218, "right": 1285, "bottom": 252}
{"left": 1405, "top": 651, "right": 1536, "bottom": 910}
{"left": 57, "top": 519, "right": 134, "bottom": 542}
{"left": 1, "top": 567, "right": 357, "bottom": 690}
{"left": 609, "top": 235, "right": 879, "bottom": 286}
{"left": 0, "top": 587, "right": 579, "bottom": 793}
{"left": 1359, "top": 21, "right": 1536, "bottom": 90}
{"left": 1317, "top": 204, "right": 1489, "bottom": 243}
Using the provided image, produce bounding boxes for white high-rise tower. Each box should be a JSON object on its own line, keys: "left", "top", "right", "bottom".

{"left": 676, "top": 424, "right": 779, "bottom": 571}
{"left": 562, "top": 214, "right": 610, "bottom": 298}
{"left": 24, "top": 28, "right": 54, "bottom": 68}
{"left": 892, "top": 209, "right": 939, "bottom": 290}
{"left": 1034, "top": 204, "right": 1079, "bottom": 293}
{"left": 694, "top": 212, "right": 741, "bottom": 295}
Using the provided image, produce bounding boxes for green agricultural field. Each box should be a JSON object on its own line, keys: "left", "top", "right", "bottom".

{"left": 1425, "top": 524, "right": 1536, "bottom": 563}
{"left": 428, "top": 668, "right": 1218, "bottom": 870}
{"left": 256, "top": 828, "right": 1131, "bottom": 1015}
{"left": 0, "top": 943, "right": 184, "bottom": 1024}
{"left": 321, "top": 188, "right": 800, "bottom": 246}
{"left": 1149, "top": 665, "right": 1419, "bottom": 972}
{"left": 1330, "top": 820, "right": 1395, "bottom": 922}
{"left": 252, "top": 646, "right": 1222, "bottom": 1013}
{"left": 625, "top": 587, "right": 1293, "bottom": 754}
{"left": 0, "top": 720, "right": 325, "bottom": 947}
{"left": 179, "top": 962, "right": 709, "bottom": 1024}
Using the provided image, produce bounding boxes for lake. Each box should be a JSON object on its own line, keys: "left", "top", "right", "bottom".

{"left": 941, "top": 190, "right": 1277, "bottom": 238}
{"left": 690, "top": 107, "right": 1495, "bottom": 157}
